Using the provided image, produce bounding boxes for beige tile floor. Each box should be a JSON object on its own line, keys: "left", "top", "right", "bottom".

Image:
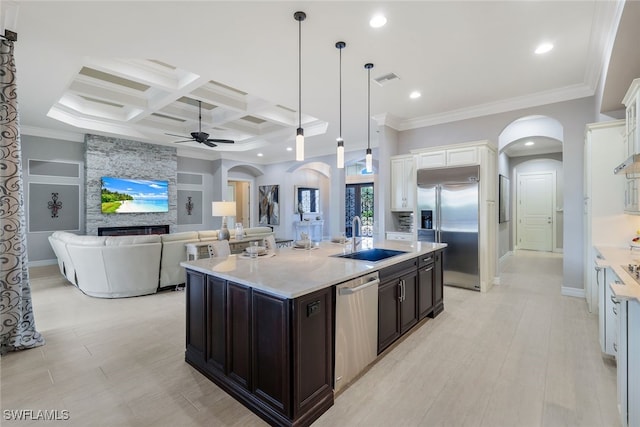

{"left": 1, "top": 250, "right": 619, "bottom": 426}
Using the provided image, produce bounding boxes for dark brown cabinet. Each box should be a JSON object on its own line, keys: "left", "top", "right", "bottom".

{"left": 227, "top": 282, "right": 252, "bottom": 390}
{"left": 184, "top": 270, "right": 333, "bottom": 427}
{"left": 432, "top": 250, "right": 444, "bottom": 317}
{"left": 378, "top": 250, "right": 445, "bottom": 353}
{"left": 399, "top": 271, "right": 418, "bottom": 334}
{"left": 418, "top": 254, "right": 435, "bottom": 320}
{"left": 377, "top": 279, "right": 400, "bottom": 353}
{"left": 377, "top": 258, "right": 418, "bottom": 354}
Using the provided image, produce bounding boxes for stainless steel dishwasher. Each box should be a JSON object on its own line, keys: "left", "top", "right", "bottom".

{"left": 334, "top": 271, "right": 380, "bottom": 393}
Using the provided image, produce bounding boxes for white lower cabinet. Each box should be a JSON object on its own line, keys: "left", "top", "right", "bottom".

{"left": 616, "top": 296, "right": 640, "bottom": 427}
{"left": 602, "top": 267, "right": 618, "bottom": 356}
{"left": 386, "top": 232, "right": 413, "bottom": 242}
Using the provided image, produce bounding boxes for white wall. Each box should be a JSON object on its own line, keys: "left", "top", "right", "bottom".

{"left": 398, "top": 97, "right": 596, "bottom": 290}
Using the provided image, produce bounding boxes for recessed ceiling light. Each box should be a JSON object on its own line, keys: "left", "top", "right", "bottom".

{"left": 286, "top": 147, "right": 293, "bottom": 152}
{"left": 409, "top": 91, "right": 421, "bottom": 99}
{"left": 535, "top": 42, "right": 553, "bottom": 54}
{"left": 525, "top": 141, "right": 535, "bottom": 146}
{"left": 257, "top": 153, "right": 264, "bottom": 157}
{"left": 369, "top": 14, "right": 387, "bottom": 28}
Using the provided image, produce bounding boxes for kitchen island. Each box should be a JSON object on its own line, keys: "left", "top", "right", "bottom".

{"left": 181, "top": 240, "right": 446, "bottom": 427}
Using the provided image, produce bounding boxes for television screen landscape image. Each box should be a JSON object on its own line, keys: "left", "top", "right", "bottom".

{"left": 101, "top": 177, "right": 169, "bottom": 214}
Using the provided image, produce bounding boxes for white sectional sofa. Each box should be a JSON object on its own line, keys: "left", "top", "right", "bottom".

{"left": 49, "top": 233, "right": 162, "bottom": 298}
{"left": 159, "top": 231, "right": 200, "bottom": 289}
{"left": 49, "top": 227, "right": 274, "bottom": 298}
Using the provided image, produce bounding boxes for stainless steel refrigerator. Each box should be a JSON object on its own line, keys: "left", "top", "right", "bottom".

{"left": 417, "top": 165, "right": 480, "bottom": 291}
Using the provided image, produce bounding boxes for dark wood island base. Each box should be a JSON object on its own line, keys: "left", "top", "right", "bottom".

{"left": 185, "top": 271, "right": 334, "bottom": 427}
{"left": 182, "top": 244, "right": 446, "bottom": 426}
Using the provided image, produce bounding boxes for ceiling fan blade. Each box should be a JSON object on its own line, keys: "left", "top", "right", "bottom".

{"left": 207, "top": 139, "right": 235, "bottom": 144}
{"left": 202, "top": 140, "right": 217, "bottom": 148}
{"left": 165, "top": 133, "right": 191, "bottom": 139}
{"left": 172, "top": 140, "right": 194, "bottom": 144}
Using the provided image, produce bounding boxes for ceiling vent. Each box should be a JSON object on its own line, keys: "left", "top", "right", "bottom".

{"left": 373, "top": 72, "right": 400, "bottom": 86}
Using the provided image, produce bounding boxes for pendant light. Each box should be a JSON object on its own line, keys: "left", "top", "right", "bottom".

{"left": 294, "top": 11, "right": 306, "bottom": 161}
{"left": 365, "top": 63, "right": 374, "bottom": 173}
{"left": 336, "top": 41, "right": 346, "bottom": 169}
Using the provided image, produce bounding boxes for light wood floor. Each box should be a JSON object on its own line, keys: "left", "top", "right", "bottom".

{"left": 1, "top": 251, "right": 619, "bottom": 426}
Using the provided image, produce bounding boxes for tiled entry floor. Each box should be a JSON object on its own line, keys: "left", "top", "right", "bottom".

{"left": 1, "top": 250, "right": 619, "bottom": 426}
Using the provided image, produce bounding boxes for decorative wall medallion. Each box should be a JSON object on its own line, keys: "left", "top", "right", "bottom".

{"left": 186, "top": 196, "right": 193, "bottom": 215}
{"left": 48, "top": 192, "right": 62, "bottom": 218}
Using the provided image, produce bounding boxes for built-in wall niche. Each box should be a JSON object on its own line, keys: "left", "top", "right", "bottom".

{"left": 28, "top": 183, "right": 80, "bottom": 232}
{"left": 177, "top": 190, "right": 203, "bottom": 225}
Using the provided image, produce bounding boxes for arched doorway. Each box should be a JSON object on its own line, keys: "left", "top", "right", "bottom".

{"left": 498, "top": 116, "right": 564, "bottom": 258}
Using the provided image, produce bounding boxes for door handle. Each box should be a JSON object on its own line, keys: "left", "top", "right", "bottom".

{"left": 338, "top": 279, "right": 380, "bottom": 295}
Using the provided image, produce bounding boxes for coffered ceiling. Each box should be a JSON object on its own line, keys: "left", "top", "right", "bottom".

{"left": 5, "top": 1, "right": 626, "bottom": 164}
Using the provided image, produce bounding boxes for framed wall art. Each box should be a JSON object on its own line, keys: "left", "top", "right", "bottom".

{"left": 258, "top": 185, "right": 279, "bottom": 225}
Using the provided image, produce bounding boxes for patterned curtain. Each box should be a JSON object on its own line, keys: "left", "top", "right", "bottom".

{"left": 0, "top": 39, "right": 45, "bottom": 354}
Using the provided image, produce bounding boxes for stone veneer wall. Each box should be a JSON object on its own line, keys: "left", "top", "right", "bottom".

{"left": 85, "top": 134, "right": 178, "bottom": 235}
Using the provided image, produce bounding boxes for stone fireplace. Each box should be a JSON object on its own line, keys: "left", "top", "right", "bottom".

{"left": 85, "top": 134, "right": 178, "bottom": 235}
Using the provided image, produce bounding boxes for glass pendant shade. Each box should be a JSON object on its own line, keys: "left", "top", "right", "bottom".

{"left": 296, "top": 128, "right": 304, "bottom": 161}
{"left": 337, "top": 139, "right": 344, "bottom": 168}
{"left": 365, "top": 147, "right": 373, "bottom": 173}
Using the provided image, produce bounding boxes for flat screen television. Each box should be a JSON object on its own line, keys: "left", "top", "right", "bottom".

{"left": 101, "top": 177, "right": 169, "bottom": 214}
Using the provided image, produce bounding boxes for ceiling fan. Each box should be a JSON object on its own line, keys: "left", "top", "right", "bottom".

{"left": 165, "top": 100, "right": 235, "bottom": 147}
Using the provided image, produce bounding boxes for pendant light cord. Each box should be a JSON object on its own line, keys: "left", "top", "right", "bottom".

{"left": 339, "top": 46, "right": 342, "bottom": 139}
{"left": 367, "top": 66, "right": 371, "bottom": 150}
{"left": 298, "top": 18, "right": 302, "bottom": 129}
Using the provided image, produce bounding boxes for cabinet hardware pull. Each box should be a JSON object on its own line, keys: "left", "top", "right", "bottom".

{"left": 613, "top": 342, "right": 618, "bottom": 352}
{"left": 611, "top": 294, "right": 620, "bottom": 304}
{"left": 403, "top": 280, "right": 406, "bottom": 302}
{"left": 398, "top": 281, "right": 403, "bottom": 302}
{"left": 613, "top": 306, "right": 618, "bottom": 315}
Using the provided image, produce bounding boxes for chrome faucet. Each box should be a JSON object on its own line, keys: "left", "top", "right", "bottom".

{"left": 352, "top": 216, "right": 362, "bottom": 252}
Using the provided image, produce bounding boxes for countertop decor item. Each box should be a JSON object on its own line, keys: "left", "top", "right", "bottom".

{"left": 186, "top": 196, "right": 193, "bottom": 215}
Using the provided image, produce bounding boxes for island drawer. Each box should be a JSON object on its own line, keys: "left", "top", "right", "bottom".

{"left": 418, "top": 253, "right": 435, "bottom": 268}
{"left": 379, "top": 257, "right": 418, "bottom": 281}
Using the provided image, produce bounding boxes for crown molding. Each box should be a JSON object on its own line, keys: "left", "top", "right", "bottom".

{"left": 398, "top": 83, "right": 595, "bottom": 131}
{"left": 584, "top": 0, "right": 625, "bottom": 93}
{"left": 373, "top": 113, "right": 401, "bottom": 130}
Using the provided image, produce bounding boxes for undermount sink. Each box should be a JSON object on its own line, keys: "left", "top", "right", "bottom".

{"left": 332, "top": 248, "right": 407, "bottom": 262}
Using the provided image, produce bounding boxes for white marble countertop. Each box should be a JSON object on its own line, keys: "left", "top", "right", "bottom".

{"left": 595, "top": 246, "right": 640, "bottom": 302}
{"left": 181, "top": 240, "right": 447, "bottom": 298}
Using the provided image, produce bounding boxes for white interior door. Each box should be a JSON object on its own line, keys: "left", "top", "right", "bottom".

{"left": 226, "top": 183, "right": 236, "bottom": 226}
{"left": 240, "top": 182, "right": 250, "bottom": 228}
{"left": 517, "top": 172, "right": 555, "bottom": 252}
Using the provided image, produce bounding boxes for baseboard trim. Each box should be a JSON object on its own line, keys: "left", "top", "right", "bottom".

{"left": 28, "top": 259, "right": 58, "bottom": 268}
{"left": 499, "top": 251, "right": 513, "bottom": 263}
{"left": 561, "top": 286, "right": 585, "bottom": 299}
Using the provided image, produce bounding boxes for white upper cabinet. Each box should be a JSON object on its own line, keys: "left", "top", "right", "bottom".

{"left": 417, "top": 150, "right": 446, "bottom": 169}
{"left": 623, "top": 79, "right": 640, "bottom": 158}
{"left": 391, "top": 155, "right": 416, "bottom": 211}
{"left": 446, "top": 146, "right": 478, "bottom": 166}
